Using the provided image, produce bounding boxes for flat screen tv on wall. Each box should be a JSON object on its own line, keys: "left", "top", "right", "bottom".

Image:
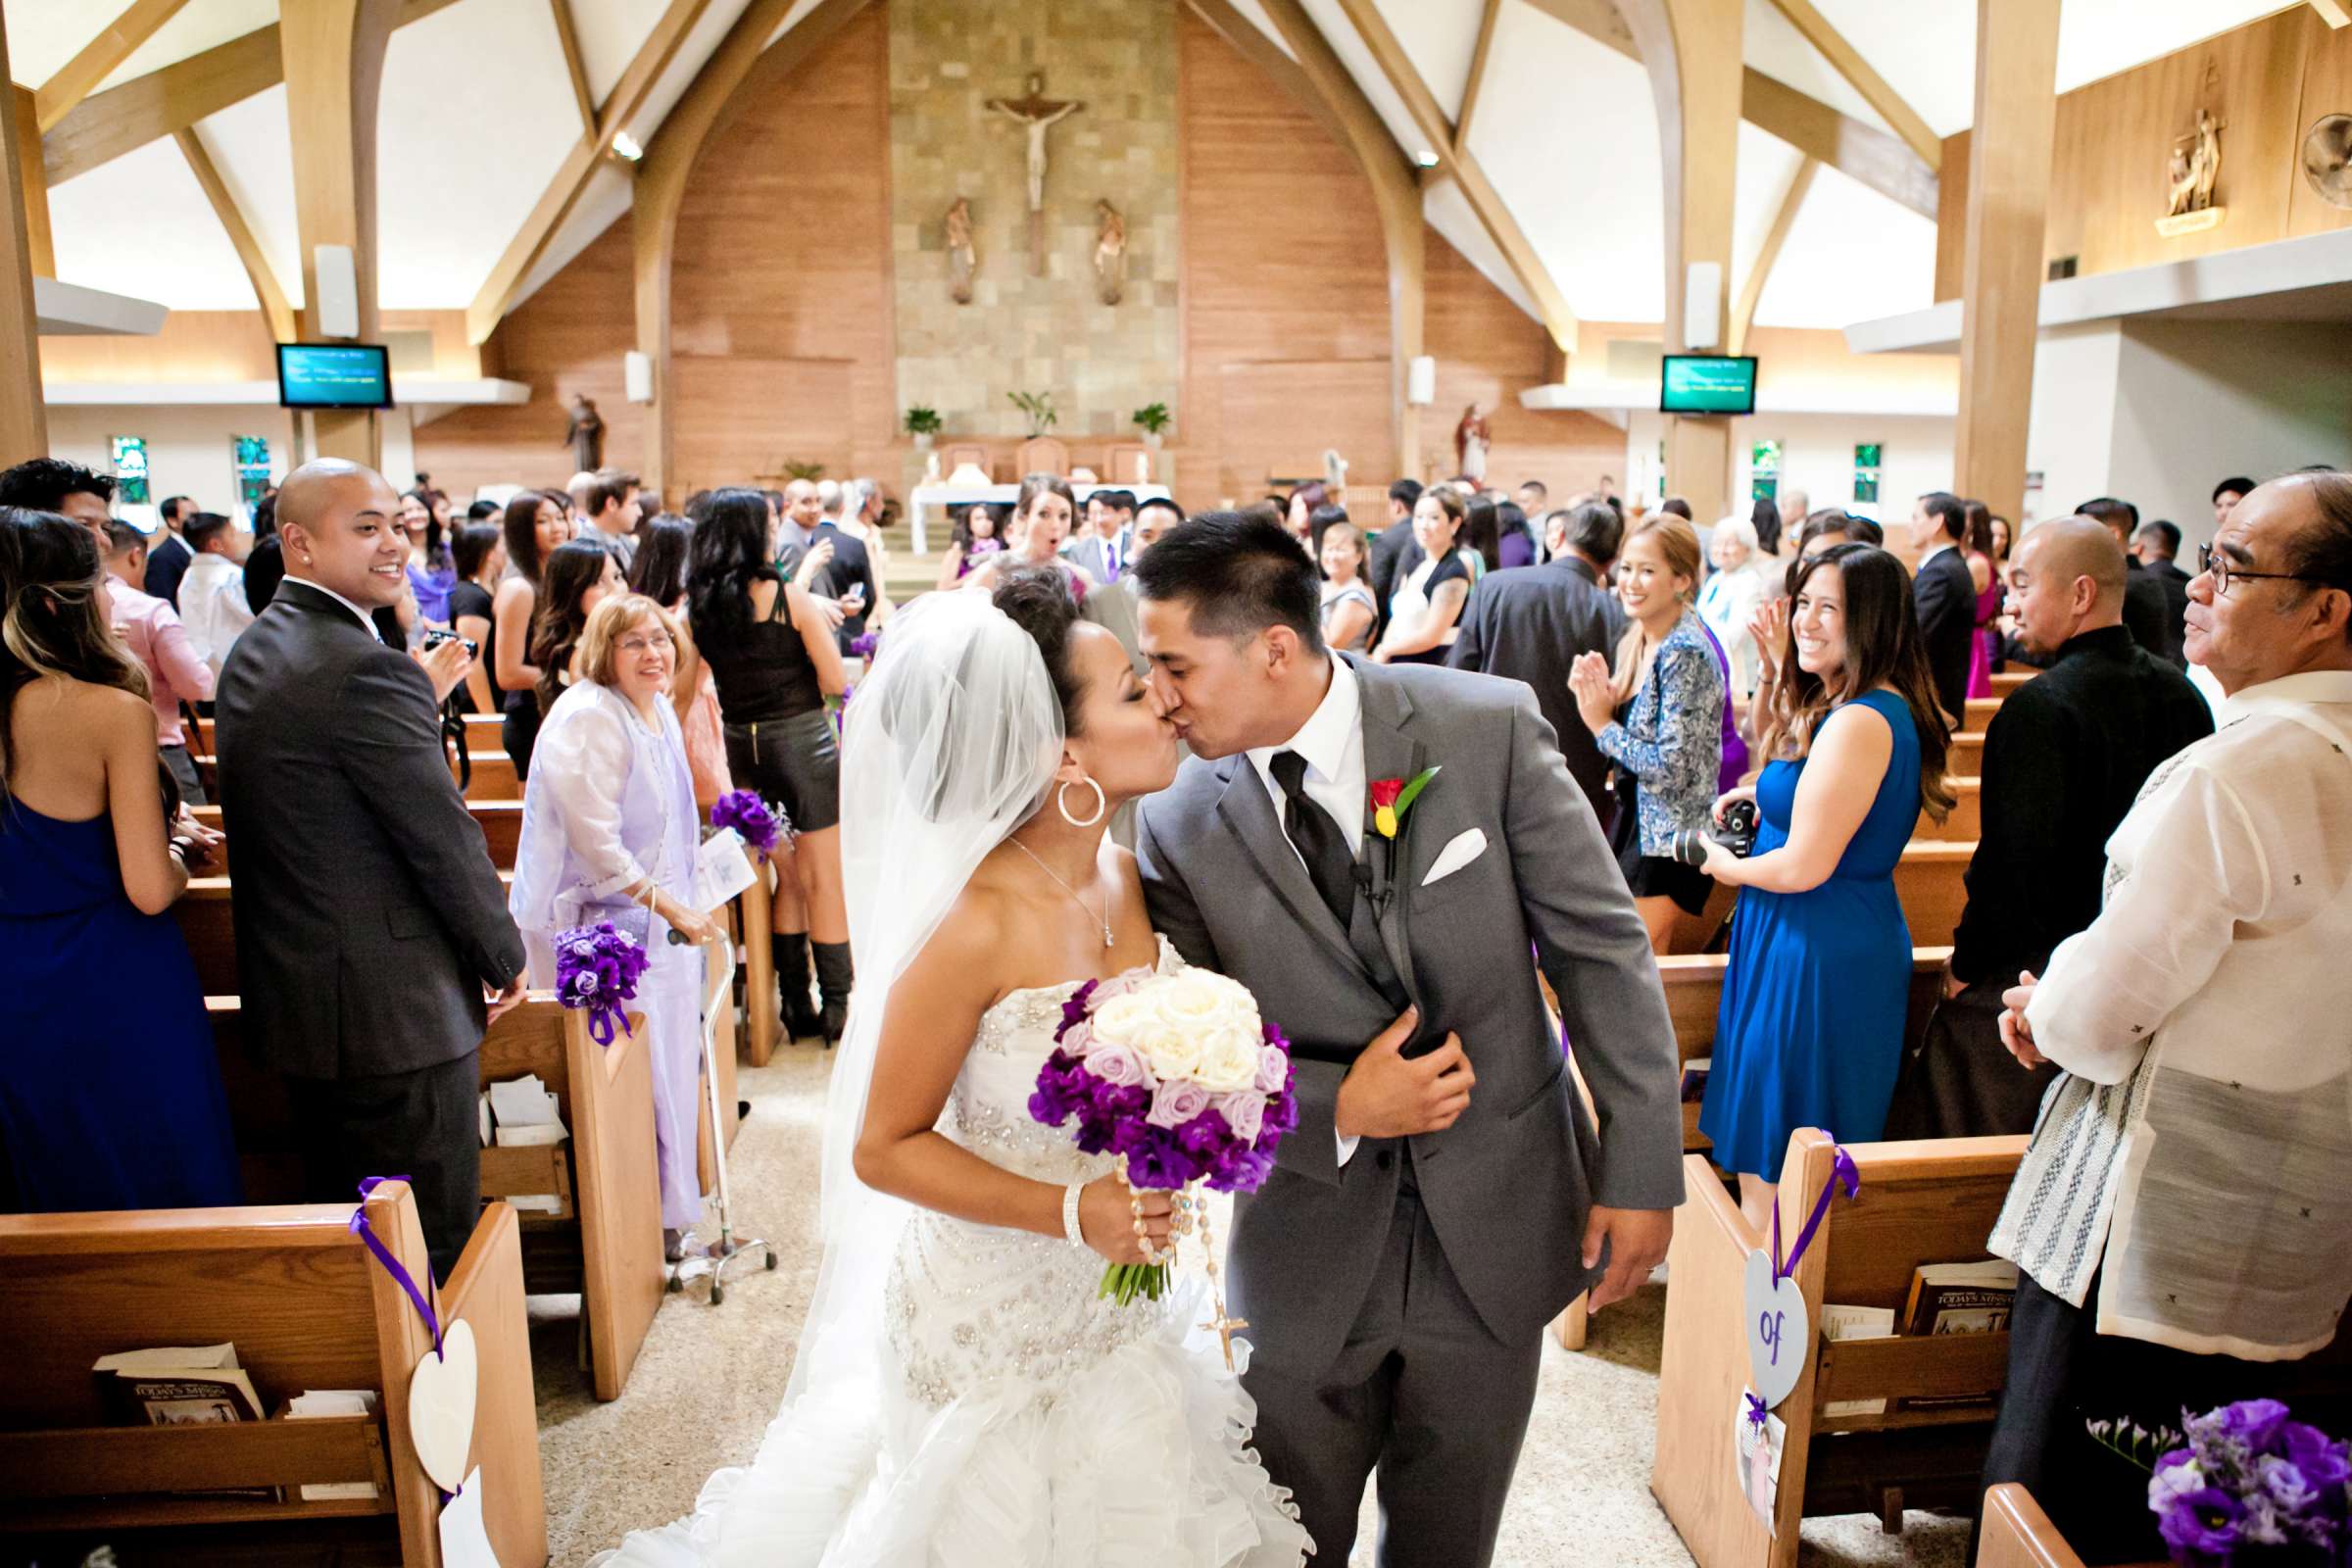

{"left": 1659, "top": 354, "right": 1758, "bottom": 416}
{"left": 277, "top": 343, "right": 393, "bottom": 411}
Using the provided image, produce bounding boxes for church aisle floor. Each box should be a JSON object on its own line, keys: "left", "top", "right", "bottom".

{"left": 530, "top": 1046, "right": 1971, "bottom": 1567}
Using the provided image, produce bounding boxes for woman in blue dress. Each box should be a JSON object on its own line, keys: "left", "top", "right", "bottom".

{"left": 0, "top": 510, "right": 240, "bottom": 1212}
{"left": 1695, "top": 544, "right": 1953, "bottom": 1227}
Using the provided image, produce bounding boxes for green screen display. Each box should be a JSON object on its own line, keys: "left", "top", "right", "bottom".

{"left": 1660, "top": 355, "right": 1758, "bottom": 416}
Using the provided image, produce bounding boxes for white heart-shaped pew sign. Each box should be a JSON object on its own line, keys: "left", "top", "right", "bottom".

{"left": 409, "top": 1317, "right": 478, "bottom": 1494}
{"left": 1741, "top": 1247, "right": 1809, "bottom": 1410}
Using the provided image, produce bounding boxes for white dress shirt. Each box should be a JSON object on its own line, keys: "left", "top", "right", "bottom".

{"left": 178, "top": 552, "right": 257, "bottom": 676}
{"left": 1246, "top": 656, "right": 1368, "bottom": 1164}
{"left": 280, "top": 574, "right": 381, "bottom": 634}
{"left": 1989, "top": 668, "right": 2352, "bottom": 1358}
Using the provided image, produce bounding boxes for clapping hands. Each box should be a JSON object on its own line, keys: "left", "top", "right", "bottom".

{"left": 1566, "top": 651, "right": 1615, "bottom": 734}
{"left": 1748, "top": 597, "right": 1788, "bottom": 690}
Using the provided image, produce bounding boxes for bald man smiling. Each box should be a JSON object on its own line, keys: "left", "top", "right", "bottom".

{"left": 216, "top": 460, "right": 526, "bottom": 1281}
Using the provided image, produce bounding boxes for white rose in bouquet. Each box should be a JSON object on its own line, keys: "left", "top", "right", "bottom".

{"left": 1196, "top": 1025, "right": 1264, "bottom": 1094}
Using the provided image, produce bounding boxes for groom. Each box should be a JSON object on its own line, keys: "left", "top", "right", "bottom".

{"left": 1133, "top": 513, "right": 1684, "bottom": 1565}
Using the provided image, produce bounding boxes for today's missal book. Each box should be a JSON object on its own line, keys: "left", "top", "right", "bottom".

{"left": 92, "top": 1343, "right": 265, "bottom": 1426}
{"left": 1902, "top": 1259, "right": 2019, "bottom": 1336}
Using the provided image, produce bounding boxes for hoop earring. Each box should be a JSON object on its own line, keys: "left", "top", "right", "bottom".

{"left": 1057, "top": 777, "right": 1106, "bottom": 828}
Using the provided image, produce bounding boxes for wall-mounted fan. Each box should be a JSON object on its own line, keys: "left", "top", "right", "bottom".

{"left": 2305, "top": 114, "right": 2352, "bottom": 210}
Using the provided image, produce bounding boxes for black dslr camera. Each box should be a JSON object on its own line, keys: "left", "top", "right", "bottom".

{"left": 1669, "top": 797, "right": 1759, "bottom": 867}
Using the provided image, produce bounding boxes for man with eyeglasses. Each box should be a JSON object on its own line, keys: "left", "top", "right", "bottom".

{"left": 1976, "top": 471, "right": 2352, "bottom": 1563}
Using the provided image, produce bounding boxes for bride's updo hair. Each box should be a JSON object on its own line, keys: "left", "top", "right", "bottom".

{"left": 991, "top": 565, "right": 1088, "bottom": 738}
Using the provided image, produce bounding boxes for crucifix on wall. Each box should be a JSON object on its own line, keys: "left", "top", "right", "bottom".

{"left": 986, "top": 73, "right": 1083, "bottom": 275}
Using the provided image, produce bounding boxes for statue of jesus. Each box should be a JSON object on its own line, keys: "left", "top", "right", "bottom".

{"left": 986, "top": 74, "right": 1082, "bottom": 215}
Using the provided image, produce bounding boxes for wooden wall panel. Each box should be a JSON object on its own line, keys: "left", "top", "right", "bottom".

{"left": 412, "top": 217, "right": 642, "bottom": 498}
{"left": 1934, "top": 7, "right": 2352, "bottom": 299}
{"left": 669, "top": 354, "right": 853, "bottom": 496}
{"left": 1426, "top": 236, "right": 1624, "bottom": 500}
{"left": 38, "top": 310, "right": 277, "bottom": 381}
{"left": 669, "top": 5, "right": 897, "bottom": 482}
{"left": 1175, "top": 5, "right": 1390, "bottom": 506}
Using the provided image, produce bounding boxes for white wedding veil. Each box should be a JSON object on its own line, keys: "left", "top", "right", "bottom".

{"left": 782, "top": 587, "right": 1063, "bottom": 1404}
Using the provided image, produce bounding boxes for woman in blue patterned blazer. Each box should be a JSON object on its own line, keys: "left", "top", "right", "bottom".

{"left": 1569, "top": 515, "right": 1724, "bottom": 952}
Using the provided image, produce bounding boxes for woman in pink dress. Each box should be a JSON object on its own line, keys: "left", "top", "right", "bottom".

{"left": 1963, "top": 499, "right": 2003, "bottom": 700}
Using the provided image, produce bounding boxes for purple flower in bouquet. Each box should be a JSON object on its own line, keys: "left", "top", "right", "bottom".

{"left": 709, "top": 789, "right": 783, "bottom": 855}
{"left": 2102, "top": 1399, "right": 2352, "bottom": 1562}
{"left": 1148, "top": 1078, "right": 1212, "bottom": 1129}
{"left": 553, "top": 920, "right": 651, "bottom": 1046}
{"left": 2282, "top": 1421, "right": 2352, "bottom": 1494}
{"left": 849, "top": 630, "right": 880, "bottom": 661}
{"left": 2156, "top": 1485, "right": 2246, "bottom": 1559}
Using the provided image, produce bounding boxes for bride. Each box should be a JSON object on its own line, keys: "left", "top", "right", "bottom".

{"left": 597, "top": 570, "right": 1311, "bottom": 1566}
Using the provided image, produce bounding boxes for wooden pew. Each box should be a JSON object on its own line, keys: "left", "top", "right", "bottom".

{"left": 1914, "top": 777, "right": 1982, "bottom": 842}
{"left": 175, "top": 874, "right": 515, "bottom": 998}
{"left": 192, "top": 712, "right": 505, "bottom": 755}
{"left": 1952, "top": 731, "right": 1985, "bottom": 776}
{"left": 1989, "top": 669, "right": 2034, "bottom": 696}
{"left": 188, "top": 802, "right": 523, "bottom": 876}
{"left": 1653, "top": 1128, "right": 2030, "bottom": 1568}
{"left": 0, "top": 1184, "right": 544, "bottom": 1568}
{"left": 1977, "top": 1485, "right": 2103, "bottom": 1568}
{"left": 1894, "top": 840, "right": 1972, "bottom": 947}
{"left": 1656, "top": 950, "right": 1949, "bottom": 1154}
{"left": 210, "top": 994, "right": 668, "bottom": 1403}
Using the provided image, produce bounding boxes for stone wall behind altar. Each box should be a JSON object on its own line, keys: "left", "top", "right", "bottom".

{"left": 889, "top": 0, "right": 1180, "bottom": 440}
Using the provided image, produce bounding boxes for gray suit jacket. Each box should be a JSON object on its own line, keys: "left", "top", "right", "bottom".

{"left": 1061, "top": 529, "right": 1130, "bottom": 587}
{"left": 216, "top": 581, "right": 525, "bottom": 1080}
{"left": 1137, "top": 658, "right": 1683, "bottom": 1375}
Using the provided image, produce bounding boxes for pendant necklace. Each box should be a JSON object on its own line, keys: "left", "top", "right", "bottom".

{"left": 1009, "top": 837, "right": 1114, "bottom": 949}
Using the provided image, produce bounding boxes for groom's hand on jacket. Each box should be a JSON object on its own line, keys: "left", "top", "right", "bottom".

{"left": 1335, "top": 1007, "right": 1473, "bottom": 1139}
{"left": 1581, "top": 1205, "right": 1673, "bottom": 1312}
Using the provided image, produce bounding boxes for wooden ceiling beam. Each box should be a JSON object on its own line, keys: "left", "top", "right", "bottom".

{"left": 34, "top": 0, "right": 194, "bottom": 133}
{"left": 0, "top": 14, "right": 46, "bottom": 465}
{"left": 40, "top": 0, "right": 463, "bottom": 187}
{"left": 1330, "top": 0, "right": 1578, "bottom": 352}
{"left": 466, "top": 0, "right": 713, "bottom": 345}
{"left": 1728, "top": 155, "right": 1814, "bottom": 355}
{"left": 12, "top": 87, "right": 53, "bottom": 276}
{"left": 1456, "top": 0, "right": 1505, "bottom": 144}
{"left": 550, "top": 0, "right": 598, "bottom": 137}
{"left": 1522, "top": 0, "right": 1936, "bottom": 219}
{"left": 1762, "top": 0, "right": 1940, "bottom": 170}
{"left": 2308, "top": 0, "right": 2348, "bottom": 28}
{"left": 173, "top": 126, "right": 294, "bottom": 343}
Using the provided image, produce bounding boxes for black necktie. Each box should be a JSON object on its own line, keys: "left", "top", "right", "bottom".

{"left": 1270, "top": 750, "right": 1356, "bottom": 929}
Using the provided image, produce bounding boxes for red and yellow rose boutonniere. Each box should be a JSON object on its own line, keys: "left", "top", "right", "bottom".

{"left": 1370, "top": 766, "right": 1442, "bottom": 840}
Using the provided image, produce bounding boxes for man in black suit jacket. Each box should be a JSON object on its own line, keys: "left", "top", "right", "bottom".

{"left": 1366, "top": 477, "right": 1425, "bottom": 646}
{"left": 1907, "top": 490, "right": 1977, "bottom": 723}
{"left": 1446, "top": 499, "right": 1628, "bottom": 823}
{"left": 145, "top": 495, "right": 197, "bottom": 607}
{"left": 2077, "top": 497, "right": 2177, "bottom": 664}
{"left": 807, "top": 519, "right": 878, "bottom": 655}
{"left": 217, "top": 461, "right": 525, "bottom": 1281}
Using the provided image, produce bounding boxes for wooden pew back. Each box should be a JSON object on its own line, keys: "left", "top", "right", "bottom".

{"left": 0, "top": 1186, "right": 544, "bottom": 1568}
{"left": 1914, "top": 777, "right": 1982, "bottom": 842}
{"left": 1894, "top": 841, "right": 1971, "bottom": 947}
{"left": 1977, "top": 1485, "right": 2091, "bottom": 1568}
{"left": 176, "top": 874, "right": 516, "bottom": 998}
{"left": 189, "top": 802, "right": 524, "bottom": 877}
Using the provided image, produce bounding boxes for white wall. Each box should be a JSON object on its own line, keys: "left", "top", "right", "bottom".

{"left": 2109, "top": 319, "right": 2352, "bottom": 554}
{"left": 1624, "top": 410, "right": 1956, "bottom": 530}
{"left": 2023, "top": 321, "right": 2126, "bottom": 529}
{"left": 42, "top": 404, "right": 420, "bottom": 530}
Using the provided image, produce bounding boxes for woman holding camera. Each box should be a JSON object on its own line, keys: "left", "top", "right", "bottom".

{"left": 1694, "top": 545, "right": 1952, "bottom": 1227}
{"left": 511, "top": 593, "right": 721, "bottom": 1259}
{"left": 1567, "top": 516, "right": 1722, "bottom": 954}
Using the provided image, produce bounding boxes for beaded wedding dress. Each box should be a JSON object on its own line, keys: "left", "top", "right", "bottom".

{"left": 595, "top": 933, "right": 1312, "bottom": 1568}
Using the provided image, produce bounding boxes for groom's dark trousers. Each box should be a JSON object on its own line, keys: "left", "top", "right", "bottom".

{"left": 1140, "top": 658, "right": 1685, "bottom": 1567}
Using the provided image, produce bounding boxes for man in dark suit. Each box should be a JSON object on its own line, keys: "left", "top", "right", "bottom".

{"left": 217, "top": 460, "right": 525, "bottom": 1281}
{"left": 1366, "top": 477, "right": 1425, "bottom": 645}
{"left": 144, "top": 495, "right": 197, "bottom": 607}
{"left": 2132, "top": 518, "right": 2193, "bottom": 663}
{"left": 806, "top": 513, "right": 878, "bottom": 656}
{"left": 2078, "top": 497, "right": 2179, "bottom": 666}
{"left": 1446, "top": 500, "right": 1628, "bottom": 824}
{"left": 1907, "top": 490, "right": 1978, "bottom": 723}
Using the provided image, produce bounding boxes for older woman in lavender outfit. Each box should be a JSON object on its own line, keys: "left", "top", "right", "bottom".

{"left": 512, "top": 593, "right": 722, "bottom": 1259}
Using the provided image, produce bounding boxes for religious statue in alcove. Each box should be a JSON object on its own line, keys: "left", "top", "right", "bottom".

{"left": 986, "top": 74, "right": 1083, "bottom": 276}
{"left": 563, "top": 393, "right": 605, "bottom": 472}
{"left": 946, "top": 197, "right": 977, "bottom": 304}
{"left": 1453, "top": 403, "right": 1492, "bottom": 483}
{"left": 1094, "top": 200, "right": 1127, "bottom": 306}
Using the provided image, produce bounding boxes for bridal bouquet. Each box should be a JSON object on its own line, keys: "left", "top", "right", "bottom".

{"left": 2092, "top": 1397, "right": 2351, "bottom": 1563}
{"left": 552, "top": 920, "right": 651, "bottom": 1046}
{"left": 1028, "top": 969, "right": 1298, "bottom": 1320}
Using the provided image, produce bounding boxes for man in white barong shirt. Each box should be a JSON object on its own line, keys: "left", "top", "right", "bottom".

{"left": 1976, "top": 471, "right": 2352, "bottom": 1563}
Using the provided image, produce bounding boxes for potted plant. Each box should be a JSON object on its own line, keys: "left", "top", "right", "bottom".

{"left": 782, "top": 460, "right": 824, "bottom": 482}
{"left": 1008, "top": 390, "right": 1057, "bottom": 439}
{"left": 1132, "top": 401, "right": 1171, "bottom": 450}
{"left": 905, "top": 406, "right": 942, "bottom": 451}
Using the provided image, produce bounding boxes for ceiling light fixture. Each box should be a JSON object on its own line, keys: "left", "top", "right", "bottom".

{"left": 1414, "top": 148, "right": 1441, "bottom": 168}
{"left": 611, "top": 130, "right": 645, "bottom": 162}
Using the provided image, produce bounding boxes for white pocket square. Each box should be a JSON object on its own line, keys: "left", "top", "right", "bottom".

{"left": 1421, "top": 828, "right": 1489, "bottom": 888}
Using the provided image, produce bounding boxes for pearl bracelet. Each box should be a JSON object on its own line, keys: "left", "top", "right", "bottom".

{"left": 1062, "top": 1182, "right": 1087, "bottom": 1247}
